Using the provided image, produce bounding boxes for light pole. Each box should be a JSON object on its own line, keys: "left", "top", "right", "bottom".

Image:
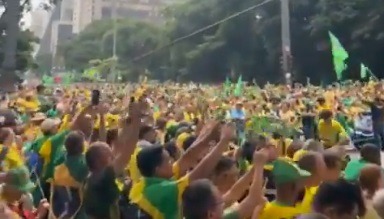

{"left": 280, "top": 0, "right": 292, "bottom": 85}
{"left": 111, "top": 0, "right": 118, "bottom": 82}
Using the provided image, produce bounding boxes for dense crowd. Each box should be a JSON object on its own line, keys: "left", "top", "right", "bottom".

{"left": 0, "top": 81, "right": 383, "bottom": 219}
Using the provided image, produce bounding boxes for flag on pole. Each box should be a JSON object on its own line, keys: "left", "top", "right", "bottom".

{"left": 42, "top": 75, "right": 54, "bottom": 85}
{"left": 360, "top": 63, "right": 368, "bottom": 79}
{"left": 360, "top": 63, "right": 378, "bottom": 80}
{"left": 328, "top": 31, "right": 349, "bottom": 80}
{"left": 223, "top": 76, "right": 231, "bottom": 97}
{"left": 233, "top": 75, "right": 243, "bottom": 97}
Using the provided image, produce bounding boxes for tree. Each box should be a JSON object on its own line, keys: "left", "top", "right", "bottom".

{"left": 0, "top": 0, "right": 57, "bottom": 90}
{"left": 62, "top": 0, "right": 384, "bottom": 83}
{"left": 60, "top": 19, "right": 166, "bottom": 81}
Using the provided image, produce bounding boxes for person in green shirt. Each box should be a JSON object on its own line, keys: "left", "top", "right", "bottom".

{"left": 344, "top": 143, "right": 381, "bottom": 181}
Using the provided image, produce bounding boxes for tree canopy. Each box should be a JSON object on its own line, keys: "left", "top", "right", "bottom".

{"left": 59, "top": 0, "right": 384, "bottom": 83}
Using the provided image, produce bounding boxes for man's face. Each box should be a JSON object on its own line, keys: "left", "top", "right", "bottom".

{"left": 2, "top": 184, "right": 23, "bottom": 203}
{"left": 156, "top": 150, "right": 174, "bottom": 179}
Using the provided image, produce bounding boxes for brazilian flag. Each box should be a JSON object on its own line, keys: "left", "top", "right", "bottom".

{"left": 129, "top": 176, "right": 189, "bottom": 219}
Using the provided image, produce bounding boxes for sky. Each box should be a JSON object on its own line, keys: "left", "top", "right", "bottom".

{"left": 24, "top": 0, "right": 45, "bottom": 27}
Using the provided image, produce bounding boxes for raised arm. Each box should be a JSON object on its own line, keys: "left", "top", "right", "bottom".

{"left": 223, "top": 166, "right": 254, "bottom": 207}
{"left": 174, "top": 121, "right": 218, "bottom": 177}
{"left": 188, "top": 123, "right": 236, "bottom": 182}
{"left": 232, "top": 149, "right": 267, "bottom": 219}
{"left": 112, "top": 101, "right": 143, "bottom": 174}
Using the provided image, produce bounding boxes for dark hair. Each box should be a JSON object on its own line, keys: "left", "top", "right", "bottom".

{"left": 319, "top": 109, "right": 333, "bottom": 120}
{"left": 297, "top": 152, "right": 319, "bottom": 174}
{"left": 241, "top": 141, "right": 256, "bottom": 163}
{"left": 65, "top": 131, "right": 85, "bottom": 156}
{"left": 139, "top": 125, "right": 154, "bottom": 140}
{"left": 360, "top": 143, "right": 381, "bottom": 165}
{"left": 317, "top": 97, "right": 326, "bottom": 104}
{"left": 106, "top": 129, "right": 118, "bottom": 146}
{"left": 286, "top": 140, "right": 303, "bottom": 159}
{"left": 213, "top": 156, "right": 236, "bottom": 176}
{"left": 313, "top": 179, "right": 366, "bottom": 217}
{"left": 323, "top": 151, "right": 341, "bottom": 169}
{"left": 155, "top": 118, "right": 167, "bottom": 130}
{"left": 36, "top": 84, "right": 45, "bottom": 93}
{"left": 183, "top": 135, "right": 196, "bottom": 151}
{"left": 136, "top": 145, "right": 164, "bottom": 177}
{"left": 182, "top": 179, "right": 217, "bottom": 219}
{"left": 164, "top": 141, "right": 178, "bottom": 161}
{"left": 85, "top": 142, "right": 108, "bottom": 171}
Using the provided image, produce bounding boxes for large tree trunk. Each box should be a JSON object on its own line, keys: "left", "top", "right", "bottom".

{"left": 0, "top": 0, "right": 21, "bottom": 92}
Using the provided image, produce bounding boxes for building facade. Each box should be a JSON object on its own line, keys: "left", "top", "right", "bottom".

{"left": 73, "top": 0, "right": 171, "bottom": 34}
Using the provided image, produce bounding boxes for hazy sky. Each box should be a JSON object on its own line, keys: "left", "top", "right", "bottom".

{"left": 24, "top": 0, "right": 45, "bottom": 27}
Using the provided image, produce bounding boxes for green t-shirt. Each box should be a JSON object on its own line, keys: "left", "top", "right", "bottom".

{"left": 344, "top": 159, "right": 368, "bottom": 181}
{"left": 83, "top": 166, "right": 120, "bottom": 219}
{"left": 222, "top": 209, "right": 240, "bottom": 219}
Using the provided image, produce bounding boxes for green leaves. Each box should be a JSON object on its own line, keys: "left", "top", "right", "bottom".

{"left": 58, "top": 0, "right": 384, "bottom": 83}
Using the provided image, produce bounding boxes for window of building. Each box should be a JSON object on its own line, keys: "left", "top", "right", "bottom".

{"left": 101, "top": 7, "right": 112, "bottom": 19}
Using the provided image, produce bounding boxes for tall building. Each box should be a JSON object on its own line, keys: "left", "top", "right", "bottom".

{"left": 73, "top": 0, "right": 171, "bottom": 34}
{"left": 36, "top": 0, "right": 75, "bottom": 68}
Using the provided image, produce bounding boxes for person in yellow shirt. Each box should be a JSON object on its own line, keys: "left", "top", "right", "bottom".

{"left": 316, "top": 97, "right": 331, "bottom": 113}
{"left": 296, "top": 152, "right": 327, "bottom": 213}
{"left": 259, "top": 159, "right": 311, "bottom": 219}
{"left": 317, "top": 109, "right": 349, "bottom": 148}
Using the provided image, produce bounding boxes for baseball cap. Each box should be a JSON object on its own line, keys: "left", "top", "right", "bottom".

{"left": 272, "top": 158, "right": 311, "bottom": 185}
{"left": 40, "top": 118, "right": 61, "bottom": 133}
{"left": 6, "top": 166, "right": 35, "bottom": 193}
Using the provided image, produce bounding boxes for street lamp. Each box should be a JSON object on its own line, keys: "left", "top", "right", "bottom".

{"left": 280, "top": 0, "right": 292, "bottom": 85}
{"left": 111, "top": 0, "right": 118, "bottom": 82}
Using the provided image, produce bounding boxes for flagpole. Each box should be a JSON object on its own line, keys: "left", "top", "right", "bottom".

{"left": 281, "top": 0, "right": 292, "bottom": 85}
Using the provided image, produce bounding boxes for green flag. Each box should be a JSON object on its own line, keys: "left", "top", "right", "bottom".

{"left": 62, "top": 73, "right": 73, "bottom": 85}
{"left": 233, "top": 75, "right": 243, "bottom": 97}
{"left": 328, "top": 31, "right": 349, "bottom": 80}
{"left": 223, "top": 76, "right": 231, "bottom": 97}
{"left": 360, "top": 63, "right": 377, "bottom": 80}
{"left": 130, "top": 177, "right": 185, "bottom": 219}
{"left": 42, "top": 74, "right": 54, "bottom": 85}
{"left": 360, "top": 63, "right": 368, "bottom": 79}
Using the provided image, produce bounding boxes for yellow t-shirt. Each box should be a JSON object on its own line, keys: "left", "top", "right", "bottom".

{"left": 293, "top": 149, "right": 308, "bottom": 162}
{"left": 297, "top": 186, "right": 318, "bottom": 213}
{"left": 324, "top": 91, "right": 336, "bottom": 106}
{"left": 270, "top": 138, "right": 292, "bottom": 157}
{"left": 0, "top": 143, "right": 24, "bottom": 171}
{"left": 317, "top": 119, "right": 347, "bottom": 148}
{"left": 259, "top": 201, "right": 303, "bottom": 219}
{"left": 128, "top": 147, "right": 181, "bottom": 183}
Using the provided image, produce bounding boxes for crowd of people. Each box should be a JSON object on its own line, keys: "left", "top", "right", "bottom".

{"left": 0, "top": 80, "right": 383, "bottom": 219}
